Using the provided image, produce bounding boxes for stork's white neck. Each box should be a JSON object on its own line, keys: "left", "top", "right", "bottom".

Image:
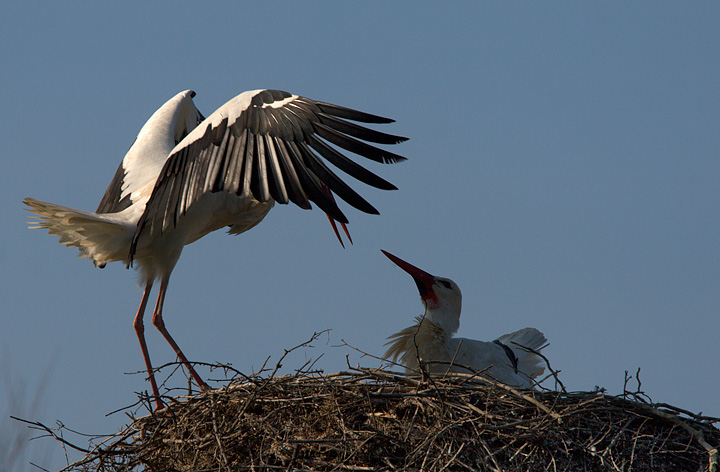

{"left": 121, "top": 91, "right": 198, "bottom": 205}
{"left": 423, "top": 295, "right": 461, "bottom": 338}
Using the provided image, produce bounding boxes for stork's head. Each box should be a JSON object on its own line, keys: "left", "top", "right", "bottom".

{"left": 382, "top": 250, "right": 462, "bottom": 336}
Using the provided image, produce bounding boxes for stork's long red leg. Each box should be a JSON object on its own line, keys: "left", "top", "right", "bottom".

{"left": 322, "top": 186, "right": 353, "bottom": 247}
{"left": 326, "top": 214, "right": 346, "bottom": 249}
{"left": 151, "top": 277, "right": 209, "bottom": 392}
{"left": 133, "top": 281, "right": 163, "bottom": 411}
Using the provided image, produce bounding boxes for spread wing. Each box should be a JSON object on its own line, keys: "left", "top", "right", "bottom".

{"left": 97, "top": 91, "right": 205, "bottom": 214}
{"left": 129, "top": 89, "right": 407, "bottom": 259}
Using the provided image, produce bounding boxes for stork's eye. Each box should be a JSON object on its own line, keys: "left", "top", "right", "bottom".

{"left": 440, "top": 280, "right": 452, "bottom": 289}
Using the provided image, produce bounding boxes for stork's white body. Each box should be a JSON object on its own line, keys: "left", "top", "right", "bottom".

{"left": 25, "top": 89, "right": 406, "bottom": 409}
{"left": 386, "top": 319, "right": 547, "bottom": 388}
{"left": 382, "top": 250, "right": 547, "bottom": 389}
{"left": 26, "top": 91, "right": 273, "bottom": 281}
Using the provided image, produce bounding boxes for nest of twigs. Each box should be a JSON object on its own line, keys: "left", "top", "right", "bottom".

{"left": 21, "top": 336, "right": 720, "bottom": 472}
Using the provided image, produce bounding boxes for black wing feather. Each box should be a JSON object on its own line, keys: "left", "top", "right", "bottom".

{"left": 307, "top": 135, "right": 397, "bottom": 190}
{"left": 312, "top": 121, "right": 407, "bottom": 164}
{"left": 296, "top": 142, "right": 379, "bottom": 215}
{"left": 273, "top": 137, "right": 310, "bottom": 209}
{"left": 249, "top": 132, "right": 269, "bottom": 201}
{"left": 288, "top": 141, "right": 348, "bottom": 224}
{"left": 240, "top": 130, "right": 255, "bottom": 197}
{"left": 317, "top": 112, "right": 407, "bottom": 145}
{"left": 315, "top": 101, "right": 395, "bottom": 124}
{"left": 130, "top": 89, "right": 406, "bottom": 261}
{"left": 221, "top": 129, "right": 247, "bottom": 194}
{"left": 96, "top": 160, "right": 132, "bottom": 213}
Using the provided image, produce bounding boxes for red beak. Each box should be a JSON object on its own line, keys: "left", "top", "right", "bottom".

{"left": 381, "top": 250, "right": 436, "bottom": 301}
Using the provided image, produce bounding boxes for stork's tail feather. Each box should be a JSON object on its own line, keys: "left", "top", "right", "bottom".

{"left": 23, "top": 197, "right": 133, "bottom": 267}
{"left": 384, "top": 318, "right": 424, "bottom": 364}
{"left": 496, "top": 327, "right": 548, "bottom": 380}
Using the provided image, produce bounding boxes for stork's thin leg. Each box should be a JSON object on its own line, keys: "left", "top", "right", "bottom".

{"left": 133, "top": 281, "right": 163, "bottom": 411}
{"left": 323, "top": 187, "right": 353, "bottom": 248}
{"left": 326, "top": 214, "right": 346, "bottom": 249}
{"left": 151, "top": 277, "right": 210, "bottom": 392}
{"left": 339, "top": 221, "right": 353, "bottom": 245}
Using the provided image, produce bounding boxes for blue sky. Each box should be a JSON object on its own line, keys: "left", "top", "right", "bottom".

{"left": 2, "top": 2, "right": 719, "bottom": 469}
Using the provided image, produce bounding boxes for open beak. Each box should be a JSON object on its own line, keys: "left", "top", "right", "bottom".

{"left": 381, "top": 250, "right": 436, "bottom": 301}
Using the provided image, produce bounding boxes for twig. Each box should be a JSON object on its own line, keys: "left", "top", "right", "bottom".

{"left": 515, "top": 342, "right": 565, "bottom": 393}
{"left": 9, "top": 417, "right": 92, "bottom": 455}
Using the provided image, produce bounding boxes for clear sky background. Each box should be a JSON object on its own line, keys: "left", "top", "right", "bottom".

{"left": 2, "top": 3, "right": 718, "bottom": 470}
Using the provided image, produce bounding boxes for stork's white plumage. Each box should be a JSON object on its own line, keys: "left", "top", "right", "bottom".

{"left": 24, "top": 89, "right": 407, "bottom": 410}
{"left": 382, "top": 250, "right": 547, "bottom": 388}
